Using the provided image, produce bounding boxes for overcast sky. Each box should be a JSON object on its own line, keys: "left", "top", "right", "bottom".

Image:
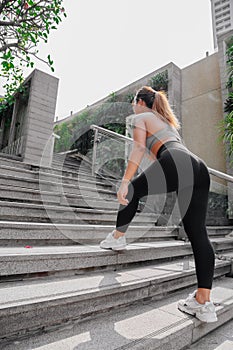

{"left": 1, "top": 0, "right": 215, "bottom": 121}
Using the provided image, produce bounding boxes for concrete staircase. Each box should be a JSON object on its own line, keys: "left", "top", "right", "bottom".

{"left": 0, "top": 153, "right": 233, "bottom": 349}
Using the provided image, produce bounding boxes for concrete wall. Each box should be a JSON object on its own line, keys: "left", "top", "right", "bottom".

{"left": 55, "top": 62, "right": 182, "bottom": 127}
{"left": 22, "top": 69, "right": 59, "bottom": 166}
{"left": 181, "top": 53, "right": 226, "bottom": 173}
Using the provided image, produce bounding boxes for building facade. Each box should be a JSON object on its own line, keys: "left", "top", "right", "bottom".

{"left": 210, "top": 0, "right": 233, "bottom": 48}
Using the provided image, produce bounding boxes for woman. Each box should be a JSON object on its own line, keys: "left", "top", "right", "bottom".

{"left": 100, "top": 86, "right": 217, "bottom": 323}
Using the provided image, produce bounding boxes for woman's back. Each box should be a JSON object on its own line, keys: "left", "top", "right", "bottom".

{"left": 133, "top": 111, "right": 182, "bottom": 155}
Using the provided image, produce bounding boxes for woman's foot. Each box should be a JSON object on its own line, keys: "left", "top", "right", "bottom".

{"left": 100, "top": 231, "right": 127, "bottom": 251}
{"left": 177, "top": 290, "right": 217, "bottom": 323}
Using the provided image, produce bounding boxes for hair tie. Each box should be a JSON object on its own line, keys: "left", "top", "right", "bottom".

{"left": 152, "top": 91, "right": 157, "bottom": 101}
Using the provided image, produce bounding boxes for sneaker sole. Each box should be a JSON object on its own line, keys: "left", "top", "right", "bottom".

{"left": 178, "top": 304, "right": 218, "bottom": 323}
{"left": 99, "top": 244, "right": 127, "bottom": 251}
{"left": 178, "top": 304, "right": 195, "bottom": 316}
{"left": 112, "top": 245, "right": 127, "bottom": 251}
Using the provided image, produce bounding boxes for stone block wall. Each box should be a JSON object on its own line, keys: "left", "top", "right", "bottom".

{"left": 22, "top": 69, "right": 59, "bottom": 166}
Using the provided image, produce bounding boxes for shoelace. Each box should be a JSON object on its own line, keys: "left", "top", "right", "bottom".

{"left": 186, "top": 292, "right": 196, "bottom": 302}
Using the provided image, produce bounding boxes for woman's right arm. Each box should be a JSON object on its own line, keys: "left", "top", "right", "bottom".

{"left": 117, "top": 117, "right": 146, "bottom": 205}
{"left": 122, "top": 117, "right": 147, "bottom": 182}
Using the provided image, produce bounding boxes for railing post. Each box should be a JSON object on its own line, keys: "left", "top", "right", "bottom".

{"left": 92, "top": 128, "right": 98, "bottom": 176}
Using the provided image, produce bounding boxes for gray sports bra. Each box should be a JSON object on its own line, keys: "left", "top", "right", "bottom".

{"left": 146, "top": 124, "right": 182, "bottom": 151}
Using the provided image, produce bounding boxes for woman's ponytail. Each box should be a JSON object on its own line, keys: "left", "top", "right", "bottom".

{"left": 152, "top": 91, "right": 180, "bottom": 129}
{"left": 135, "top": 86, "right": 181, "bottom": 129}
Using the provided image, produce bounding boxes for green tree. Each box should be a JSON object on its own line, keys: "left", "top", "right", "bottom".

{"left": 0, "top": 0, "right": 66, "bottom": 110}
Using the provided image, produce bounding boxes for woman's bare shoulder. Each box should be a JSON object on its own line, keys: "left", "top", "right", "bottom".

{"left": 133, "top": 112, "right": 154, "bottom": 122}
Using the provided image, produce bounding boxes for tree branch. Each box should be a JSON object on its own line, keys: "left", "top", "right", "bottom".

{"left": 0, "top": 42, "right": 19, "bottom": 52}
{"left": 0, "top": 20, "right": 21, "bottom": 26}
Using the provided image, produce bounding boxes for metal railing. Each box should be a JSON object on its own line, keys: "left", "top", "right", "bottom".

{"left": 90, "top": 124, "right": 233, "bottom": 184}
{"left": 0, "top": 135, "right": 25, "bottom": 157}
{"left": 208, "top": 167, "right": 233, "bottom": 183}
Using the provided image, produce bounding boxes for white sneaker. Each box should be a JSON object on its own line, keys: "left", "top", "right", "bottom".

{"left": 178, "top": 291, "right": 218, "bottom": 323}
{"left": 100, "top": 231, "right": 127, "bottom": 251}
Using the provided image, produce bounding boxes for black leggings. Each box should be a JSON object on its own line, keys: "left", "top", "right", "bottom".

{"left": 116, "top": 141, "right": 215, "bottom": 289}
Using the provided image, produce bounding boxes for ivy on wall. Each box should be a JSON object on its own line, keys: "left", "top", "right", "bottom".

{"left": 149, "top": 70, "right": 168, "bottom": 92}
{"left": 53, "top": 69, "right": 169, "bottom": 155}
{"left": 219, "top": 37, "right": 233, "bottom": 163}
{"left": 53, "top": 100, "right": 132, "bottom": 154}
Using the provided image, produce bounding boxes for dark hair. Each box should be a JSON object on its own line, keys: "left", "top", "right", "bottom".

{"left": 135, "top": 86, "right": 156, "bottom": 109}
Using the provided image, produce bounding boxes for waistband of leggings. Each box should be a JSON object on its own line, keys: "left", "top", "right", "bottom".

{"left": 157, "top": 141, "right": 185, "bottom": 158}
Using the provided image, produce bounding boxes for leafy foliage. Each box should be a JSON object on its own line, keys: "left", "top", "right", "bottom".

{"left": 219, "top": 37, "right": 233, "bottom": 162}
{"left": 53, "top": 101, "right": 133, "bottom": 154}
{"left": 107, "top": 91, "right": 117, "bottom": 103}
{"left": 124, "top": 92, "right": 134, "bottom": 104}
{"left": 220, "top": 111, "right": 233, "bottom": 159}
{"left": 224, "top": 92, "right": 233, "bottom": 114}
{"left": 149, "top": 70, "right": 168, "bottom": 92}
{"left": 226, "top": 42, "right": 233, "bottom": 90}
{"left": 0, "top": 0, "right": 66, "bottom": 111}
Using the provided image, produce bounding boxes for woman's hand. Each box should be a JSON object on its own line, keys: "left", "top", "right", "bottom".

{"left": 117, "top": 180, "right": 129, "bottom": 205}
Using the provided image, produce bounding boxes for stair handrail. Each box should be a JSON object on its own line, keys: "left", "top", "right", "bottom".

{"left": 90, "top": 124, "right": 233, "bottom": 183}
{"left": 90, "top": 124, "right": 132, "bottom": 142}
{"left": 208, "top": 167, "right": 233, "bottom": 183}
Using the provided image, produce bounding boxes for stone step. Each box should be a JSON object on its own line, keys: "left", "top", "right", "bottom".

{"left": 211, "top": 237, "right": 233, "bottom": 253}
{"left": 0, "top": 184, "right": 118, "bottom": 209}
{"left": 52, "top": 153, "right": 83, "bottom": 164}
{"left": 52, "top": 155, "right": 82, "bottom": 164}
{"left": 0, "top": 161, "right": 113, "bottom": 185}
{"left": 51, "top": 162, "right": 90, "bottom": 173}
{"left": 188, "top": 317, "right": 233, "bottom": 349}
{"left": 0, "top": 221, "right": 230, "bottom": 247}
{"left": 206, "top": 226, "right": 233, "bottom": 238}
{"left": 0, "top": 154, "right": 89, "bottom": 177}
{"left": 0, "top": 241, "right": 193, "bottom": 277}
{"left": 0, "top": 237, "right": 231, "bottom": 277}
{"left": 0, "top": 262, "right": 231, "bottom": 345}
{"left": 179, "top": 227, "right": 233, "bottom": 241}
{"left": 0, "top": 200, "right": 157, "bottom": 224}
{"left": 51, "top": 158, "right": 90, "bottom": 171}
{"left": 0, "top": 238, "right": 230, "bottom": 277}
{"left": 0, "top": 167, "right": 114, "bottom": 191}
{"left": 0, "top": 174, "right": 116, "bottom": 197}
{"left": 0, "top": 155, "right": 32, "bottom": 171}
{"left": 0, "top": 154, "right": 110, "bottom": 186}
{"left": 0, "top": 222, "right": 179, "bottom": 246}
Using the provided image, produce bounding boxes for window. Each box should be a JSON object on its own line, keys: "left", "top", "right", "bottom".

{"left": 215, "top": 1, "right": 221, "bottom": 6}
{"left": 222, "top": 9, "right": 230, "bottom": 16}
{"left": 222, "top": 4, "right": 230, "bottom": 10}
{"left": 225, "top": 23, "right": 231, "bottom": 28}
{"left": 217, "top": 26, "right": 224, "bottom": 31}
{"left": 216, "top": 13, "right": 222, "bottom": 19}
{"left": 224, "top": 16, "right": 230, "bottom": 22}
